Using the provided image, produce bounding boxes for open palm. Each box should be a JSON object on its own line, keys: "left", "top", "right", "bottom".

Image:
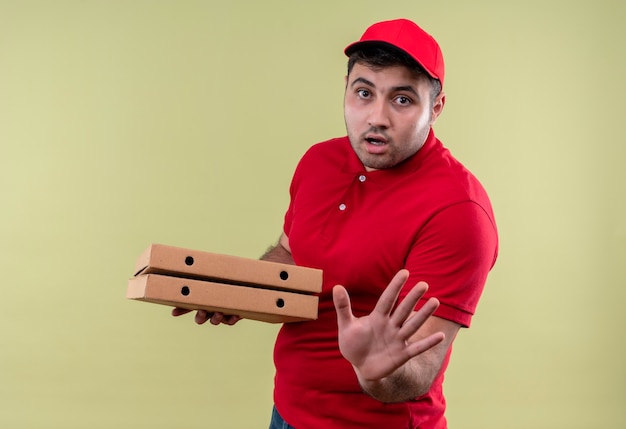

{"left": 333, "top": 269, "right": 445, "bottom": 382}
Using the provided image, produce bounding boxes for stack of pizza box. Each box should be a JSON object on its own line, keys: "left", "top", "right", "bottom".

{"left": 127, "top": 244, "right": 323, "bottom": 323}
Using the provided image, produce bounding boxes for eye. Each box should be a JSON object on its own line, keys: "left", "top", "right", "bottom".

{"left": 394, "top": 95, "right": 412, "bottom": 106}
{"left": 357, "top": 89, "right": 371, "bottom": 99}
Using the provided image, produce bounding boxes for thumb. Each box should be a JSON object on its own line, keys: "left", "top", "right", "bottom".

{"left": 333, "top": 285, "right": 353, "bottom": 329}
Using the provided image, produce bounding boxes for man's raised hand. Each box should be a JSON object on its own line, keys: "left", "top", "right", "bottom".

{"left": 332, "top": 269, "right": 445, "bottom": 382}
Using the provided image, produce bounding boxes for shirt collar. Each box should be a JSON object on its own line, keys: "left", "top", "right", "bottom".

{"left": 342, "top": 128, "right": 438, "bottom": 186}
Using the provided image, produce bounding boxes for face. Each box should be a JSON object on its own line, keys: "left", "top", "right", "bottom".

{"left": 344, "top": 62, "right": 445, "bottom": 171}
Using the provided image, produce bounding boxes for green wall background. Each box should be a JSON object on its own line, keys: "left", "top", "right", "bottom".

{"left": 1, "top": 1, "right": 624, "bottom": 428}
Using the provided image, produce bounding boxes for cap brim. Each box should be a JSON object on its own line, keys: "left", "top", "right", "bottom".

{"left": 344, "top": 40, "right": 403, "bottom": 56}
{"left": 344, "top": 40, "right": 439, "bottom": 81}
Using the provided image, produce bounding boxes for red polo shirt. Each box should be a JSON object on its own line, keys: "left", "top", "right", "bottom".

{"left": 274, "top": 130, "right": 498, "bottom": 429}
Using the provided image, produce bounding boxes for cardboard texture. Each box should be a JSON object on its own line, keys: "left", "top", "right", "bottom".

{"left": 127, "top": 244, "right": 323, "bottom": 323}
{"left": 134, "top": 243, "right": 322, "bottom": 293}
{"left": 128, "top": 274, "right": 319, "bottom": 323}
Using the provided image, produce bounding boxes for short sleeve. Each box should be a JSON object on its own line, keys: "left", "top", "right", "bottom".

{"left": 402, "top": 201, "right": 498, "bottom": 327}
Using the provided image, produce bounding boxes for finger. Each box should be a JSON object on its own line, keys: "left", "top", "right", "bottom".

{"left": 222, "top": 315, "right": 242, "bottom": 325}
{"left": 210, "top": 312, "right": 226, "bottom": 325}
{"left": 390, "top": 281, "right": 429, "bottom": 326}
{"left": 372, "top": 269, "right": 409, "bottom": 316}
{"left": 398, "top": 297, "right": 440, "bottom": 339}
{"left": 172, "top": 307, "right": 192, "bottom": 317}
{"left": 406, "top": 331, "right": 445, "bottom": 358}
{"left": 195, "top": 310, "right": 213, "bottom": 325}
{"left": 333, "top": 285, "right": 353, "bottom": 330}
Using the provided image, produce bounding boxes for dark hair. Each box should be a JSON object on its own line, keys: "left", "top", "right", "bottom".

{"left": 347, "top": 45, "right": 442, "bottom": 103}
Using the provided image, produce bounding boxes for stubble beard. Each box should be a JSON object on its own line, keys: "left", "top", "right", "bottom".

{"left": 347, "top": 125, "right": 430, "bottom": 171}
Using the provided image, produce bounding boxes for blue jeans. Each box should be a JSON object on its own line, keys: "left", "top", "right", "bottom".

{"left": 269, "top": 406, "right": 296, "bottom": 429}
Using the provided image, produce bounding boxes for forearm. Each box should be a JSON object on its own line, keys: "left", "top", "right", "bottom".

{"left": 356, "top": 357, "right": 436, "bottom": 403}
{"left": 260, "top": 238, "right": 294, "bottom": 265}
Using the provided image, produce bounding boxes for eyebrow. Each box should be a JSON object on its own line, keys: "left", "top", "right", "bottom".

{"left": 350, "top": 77, "right": 419, "bottom": 97}
{"left": 350, "top": 77, "right": 376, "bottom": 88}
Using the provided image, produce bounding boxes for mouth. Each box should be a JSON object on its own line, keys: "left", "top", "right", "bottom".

{"left": 365, "top": 137, "right": 386, "bottom": 146}
{"left": 365, "top": 134, "right": 388, "bottom": 146}
{"left": 363, "top": 134, "right": 389, "bottom": 155}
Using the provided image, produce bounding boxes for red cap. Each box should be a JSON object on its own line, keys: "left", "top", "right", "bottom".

{"left": 344, "top": 19, "right": 445, "bottom": 86}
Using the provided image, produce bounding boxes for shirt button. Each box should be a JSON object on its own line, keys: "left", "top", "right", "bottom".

{"left": 358, "top": 174, "right": 366, "bottom": 182}
{"left": 339, "top": 203, "right": 347, "bottom": 211}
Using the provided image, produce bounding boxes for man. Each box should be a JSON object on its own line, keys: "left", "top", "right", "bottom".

{"left": 175, "top": 18, "right": 498, "bottom": 429}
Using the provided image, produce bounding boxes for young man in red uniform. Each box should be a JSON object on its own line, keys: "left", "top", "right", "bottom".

{"left": 176, "top": 18, "right": 498, "bottom": 429}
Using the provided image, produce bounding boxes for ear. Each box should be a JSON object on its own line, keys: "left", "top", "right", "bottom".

{"left": 430, "top": 92, "right": 446, "bottom": 125}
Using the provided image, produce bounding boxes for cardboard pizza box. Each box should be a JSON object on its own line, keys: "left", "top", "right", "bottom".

{"left": 134, "top": 243, "right": 322, "bottom": 294}
{"left": 127, "top": 273, "right": 319, "bottom": 323}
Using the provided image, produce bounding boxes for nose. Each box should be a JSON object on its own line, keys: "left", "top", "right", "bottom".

{"left": 367, "top": 99, "right": 391, "bottom": 129}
